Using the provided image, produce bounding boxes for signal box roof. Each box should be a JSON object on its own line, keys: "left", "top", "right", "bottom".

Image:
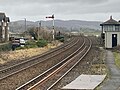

{"left": 100, "top": 16, "right": 120, "bottom": 26}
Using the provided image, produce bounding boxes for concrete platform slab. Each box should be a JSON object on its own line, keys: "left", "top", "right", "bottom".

{"left": 62, "top": 74, "right": 106, "bottom": 90}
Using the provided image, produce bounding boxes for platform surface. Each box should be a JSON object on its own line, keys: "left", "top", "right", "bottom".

{"left": 62, "top": 74, "right": 106, "bottom": 90}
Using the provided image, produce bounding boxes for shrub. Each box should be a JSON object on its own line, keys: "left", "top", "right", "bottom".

{"left": 59, "top": 38, "right": 64, "bottom": 42}
{"left": 36, "top": 39, "right": 48, "bottom": 47}
{"left": 55, "top": 35, "right": 64, "bottom": 42}
{"left": 25, "top": 41, "right": 38, "bottom": 48}
{"left": 0, "top": 43, "right": 12, "bottom": 51}
{"left": 15, "top": 39, "right": 48, "bottom": 50}
{"left": 16, "top": 46, "right": 26, "bottom": 50}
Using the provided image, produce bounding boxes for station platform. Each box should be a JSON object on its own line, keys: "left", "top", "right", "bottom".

{"left": 62, "top": 74, "right": 106, "bottom": 90}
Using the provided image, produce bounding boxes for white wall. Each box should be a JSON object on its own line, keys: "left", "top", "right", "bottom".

{"left": 105, "top": 32, "right": 120, "bottom": 48}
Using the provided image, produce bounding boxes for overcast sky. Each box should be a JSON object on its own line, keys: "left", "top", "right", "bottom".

{"left": 0, "top": 0, "right": 120, "bottom": 21}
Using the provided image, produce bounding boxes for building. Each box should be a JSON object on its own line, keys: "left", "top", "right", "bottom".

{"left": 100, "top": 16, "right": 120, "bottom": 48}
{"left": 0, "top": 12, "right": 10, "bottom": 42}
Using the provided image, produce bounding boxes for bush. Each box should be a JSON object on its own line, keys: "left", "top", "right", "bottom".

{"left": 55, "top": 35, "right": 64, "bottom": 42}
{"left": 25, "top": 41, "right": 38, "bottom": 48}
{"left": 36, "top": 39, "right": 48, "bottom": 47}
{"left": 0, "top": 43, "right": 12, "bottom": 51}
{"left": 16, "top": 39, "right": 48, "bottom": 50}
{"left": 16, "top": 46, "right": 26, "bottom": 50}
{"left": 59, "top": 38, "right": 64, "bottom": 42}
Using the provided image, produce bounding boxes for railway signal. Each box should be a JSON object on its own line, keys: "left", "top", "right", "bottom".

{"left": 46, "top": 14, "right": 55, "bottom": 41}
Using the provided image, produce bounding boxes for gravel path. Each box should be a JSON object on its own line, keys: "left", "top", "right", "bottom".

{"left": 100, "top": 50, "right": 120, "bottom": 90}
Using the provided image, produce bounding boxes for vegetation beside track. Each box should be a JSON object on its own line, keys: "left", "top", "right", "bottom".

{"left": 113, "top": 52, "right": 120, "bottom": 68}
{"left": 0, "top": 41, "right": 62, "bottom": 64}
{"left": 91, "top": 49, "right": 107, "bottom": 75}
{"left": 0, "top": 43, "right": 12, "bottom": 51}
{"left": 112, "top": 45, "right": 120, "bottom": 68}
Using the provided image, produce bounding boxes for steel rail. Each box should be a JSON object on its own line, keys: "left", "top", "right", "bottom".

{"left": 16, "top": 37, "right": 85, "bottom": 90}
{"left": 0, "top": 38, "right": 75, "bottom": 74}
{"left": 47, "top": 37, "right": 92, "bottom": 90}
{"left": 27, "top": 46, "right": 87, "bottom": 90}
{"left": 0, "top": 38, "right": 80, "bottom": 81}
{"left": 26, "top": 37, "right": 90, "bottom": 90}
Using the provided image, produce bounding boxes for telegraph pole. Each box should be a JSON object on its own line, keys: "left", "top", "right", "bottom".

{"left": 24, "top": 18, "right": 27, "bottom": 37}
{"left": 38, "top": 21, "right": 41, "bottom": 40}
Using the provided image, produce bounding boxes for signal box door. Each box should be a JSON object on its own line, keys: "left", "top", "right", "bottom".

{"left": 112, "top": 34, "right": 117, "bottom": 47}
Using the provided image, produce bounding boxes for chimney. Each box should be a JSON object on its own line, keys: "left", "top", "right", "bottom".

{"left": 110, "top": 15, "right": 112, "bottom": 20}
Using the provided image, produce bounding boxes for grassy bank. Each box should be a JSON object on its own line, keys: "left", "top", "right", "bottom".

{"left": 0, "top": 41, "right": 62, "bottom": 64}
{"left": 113, "top": 52, "right": 120, "bottom": 68}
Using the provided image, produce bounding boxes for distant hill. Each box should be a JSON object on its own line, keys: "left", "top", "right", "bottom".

{"left": 9, "top": 20, "right": 102, "bottom": 33}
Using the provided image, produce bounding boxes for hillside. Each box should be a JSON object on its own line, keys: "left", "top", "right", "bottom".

{"left": 9, "top": 20, "right": 102, "bottom": 33}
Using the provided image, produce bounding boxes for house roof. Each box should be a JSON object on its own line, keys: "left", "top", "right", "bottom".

{"left": 0, "top": 13, "right": 6, "bottom": 21}
{"left": 100, "top": 16, "right": 120, "bottom": 25}
{"left": 0, "top": 13, "right": 10, "bottom": 22}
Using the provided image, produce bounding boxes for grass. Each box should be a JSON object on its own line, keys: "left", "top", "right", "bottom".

{"left": 94, "top": 50, "right": 109, "bottom": 90}
{"left": 96, "top": 51, "right": 120, "bottom": 90}
{"left": 83, "top": 31, "right": 101, "bottom": 36}
{"left": 113, "top": 52, "right": 120, "bottom": 68}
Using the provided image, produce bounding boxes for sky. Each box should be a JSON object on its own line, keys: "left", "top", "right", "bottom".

{"left": 0, "top": 0, "right": 120, "bottom": 22}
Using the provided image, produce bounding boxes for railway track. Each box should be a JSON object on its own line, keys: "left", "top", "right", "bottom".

{"left": 46, "top": 37, "right": 92, "bottom": 90}
{"left": 0, "top": 37, "right": 76, "bottom": 70}
{"left": 0, "top": 36, "right": 84, "bottom": 90}
{"left": 0, "top": 37, "right": 77, "bottom": 79}
{"left": 16, "top": 36, "right": 92, "bottom": 90}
